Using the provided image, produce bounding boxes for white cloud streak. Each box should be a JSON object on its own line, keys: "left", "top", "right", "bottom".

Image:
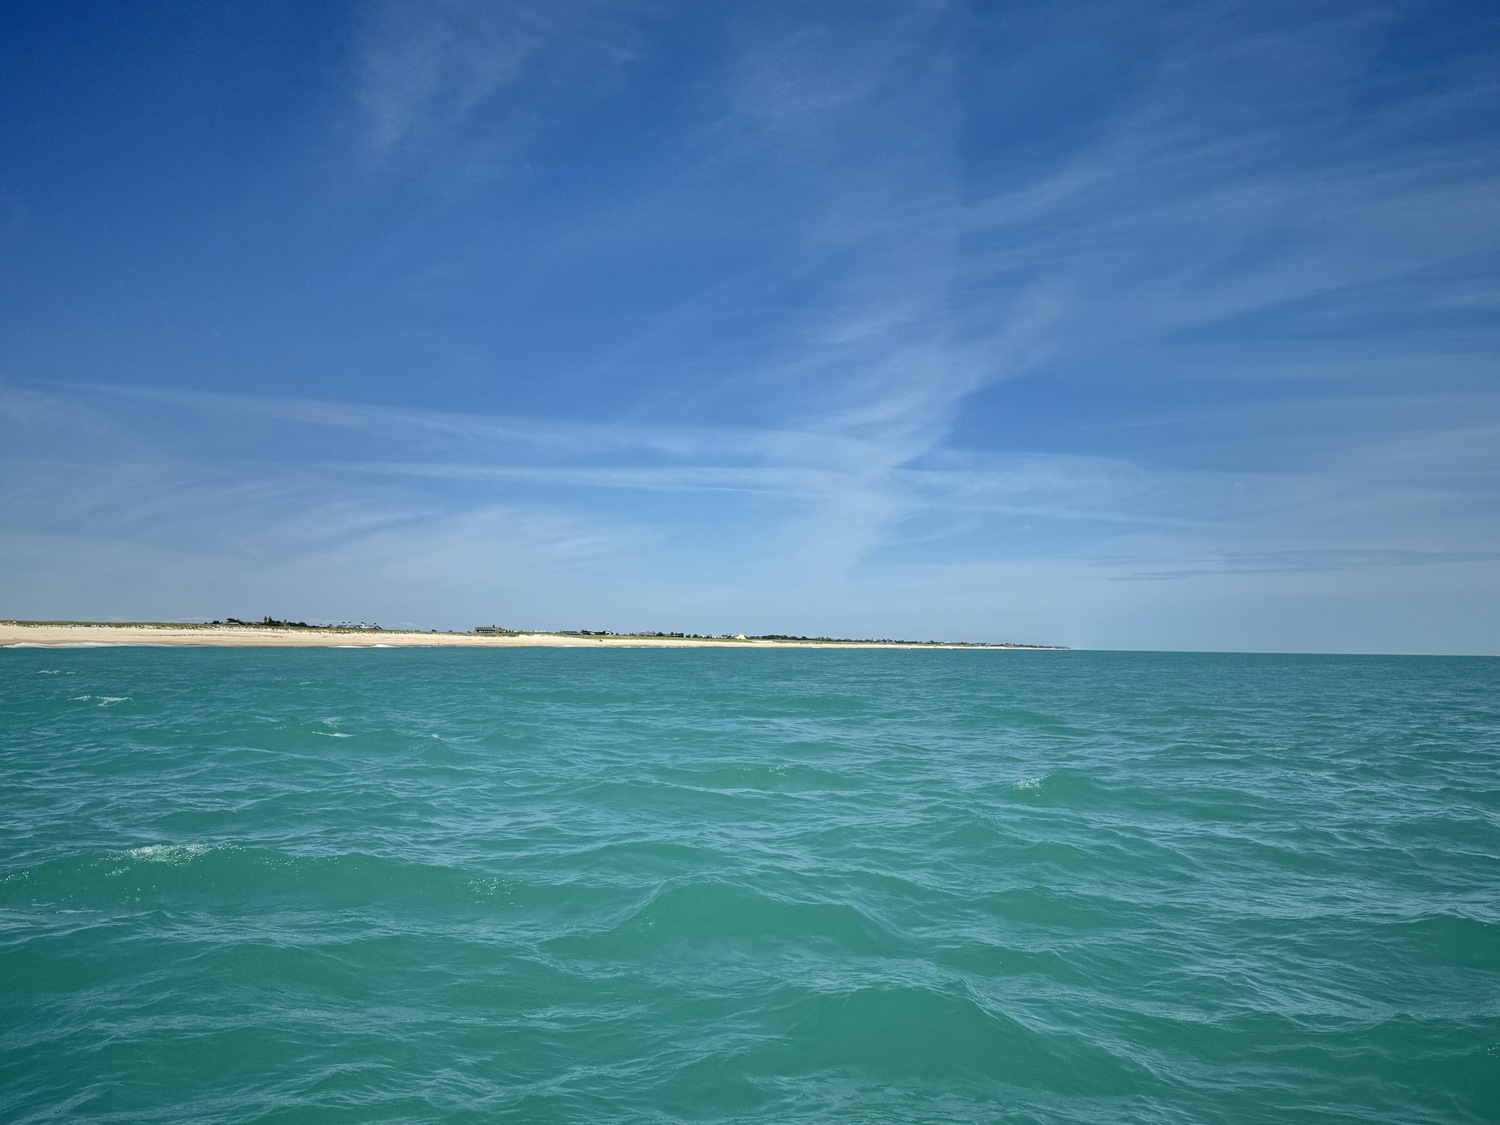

{"left": 356, "top": 0, "right": 640, "bottom": 155}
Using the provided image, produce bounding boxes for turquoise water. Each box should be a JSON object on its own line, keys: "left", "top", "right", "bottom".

{"left": 1, "top": 648, "right": 1496, "bottom": 1123}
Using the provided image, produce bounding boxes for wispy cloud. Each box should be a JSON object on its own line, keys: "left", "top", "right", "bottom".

{"left": 1114, "top": 549, "right": 1500, "bottom": 581}
{"left": 3, "top": 371, "right": 1497, "bottom": 646}
{"left": 356, "top": 0, "right": 641, "bottom": 156}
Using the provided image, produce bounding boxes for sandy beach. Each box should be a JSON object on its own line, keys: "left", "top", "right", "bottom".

{"left": 0, "top": 623, "right": 1031, "bottom": 650}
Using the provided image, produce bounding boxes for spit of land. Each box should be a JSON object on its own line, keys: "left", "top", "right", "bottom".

{"left": 0, "top": 622, "right": 1060, "bottom": 650}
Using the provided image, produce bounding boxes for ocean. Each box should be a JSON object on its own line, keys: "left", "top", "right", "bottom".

{"left": 1, "top": 646, "right": 1496, "bottom": 1123}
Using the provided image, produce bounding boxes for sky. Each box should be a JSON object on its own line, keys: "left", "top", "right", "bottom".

{"left": 1, "top": 0, "right": 1497, "bottom": 652}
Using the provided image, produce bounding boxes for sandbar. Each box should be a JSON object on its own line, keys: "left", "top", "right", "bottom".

{"left": 0, "top": 623, "right": 1047, "bottom": 650}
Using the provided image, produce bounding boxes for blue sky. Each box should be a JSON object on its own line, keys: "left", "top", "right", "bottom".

{"left": 2, "top": 0, "right": 1497, "bottom": 651}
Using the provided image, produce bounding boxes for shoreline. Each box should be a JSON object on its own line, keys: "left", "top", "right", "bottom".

{"left": 0, "top": 622, "right": 1060, "bottom": 650}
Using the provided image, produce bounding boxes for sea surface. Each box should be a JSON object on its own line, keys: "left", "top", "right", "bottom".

{"left": 1, "top": 647, "right": 1496, "bottom": 1123}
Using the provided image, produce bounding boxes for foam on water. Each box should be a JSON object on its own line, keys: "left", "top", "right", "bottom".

{"left": 124, "top": 843, "right": 214, "bottom": 863}
{"left": 1, "top": 647, "right": 1496, "bottom": 1123}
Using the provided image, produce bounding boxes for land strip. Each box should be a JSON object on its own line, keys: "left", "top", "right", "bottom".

{"left": 0, "top": 621, "right": 1063, "bottom": 650}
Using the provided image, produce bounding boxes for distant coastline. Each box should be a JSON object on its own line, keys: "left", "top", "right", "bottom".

{"left": 0, "top": 620, "right": 1066, "bottom": 650}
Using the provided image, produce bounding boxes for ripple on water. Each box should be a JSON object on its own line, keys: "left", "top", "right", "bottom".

{"left": 1, "top": 647, "right": 1496, "bottom": 1123}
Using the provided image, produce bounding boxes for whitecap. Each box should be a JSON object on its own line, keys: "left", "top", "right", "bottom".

{"left": 1014, "top": 776, "right": 1045, "bottom": 791}
{"left": 126, "top": 844, "right": 211, "bottom": 864}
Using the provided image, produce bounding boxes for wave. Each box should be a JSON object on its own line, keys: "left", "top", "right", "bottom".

{"left": 2, "top": 649, "right": 1496, "bottom": 1124}
{"left": 545, "top": 878, "right": 905, "bottom": 963}
{"left": 0, "top": 846, "right": 520, "bottom": 923}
